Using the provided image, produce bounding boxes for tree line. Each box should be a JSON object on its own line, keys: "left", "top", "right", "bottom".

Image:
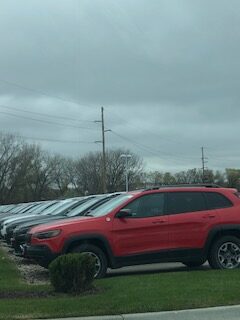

{"left": 0, "top": 132, "right": 239, "bottom": 204}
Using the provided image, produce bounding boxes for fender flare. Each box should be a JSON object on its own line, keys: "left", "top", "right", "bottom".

{"left": 62, "top": 233, "right": 116, "bottom": 268}
{"left": 204, "top": 224, "right": 240, "bottom": 255}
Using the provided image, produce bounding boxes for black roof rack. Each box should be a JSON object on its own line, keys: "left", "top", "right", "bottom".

{"left": 144, "top": 184, "right": 221, "bottom": 191}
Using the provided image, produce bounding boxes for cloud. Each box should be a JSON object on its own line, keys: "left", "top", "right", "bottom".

{"left": 0, "top": 0, "right": 240, "bottom": 172}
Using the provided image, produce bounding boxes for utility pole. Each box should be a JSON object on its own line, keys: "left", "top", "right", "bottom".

{"left": 201, "top": 147, "right": 208, "bottom": 183}
{"left": 101, "top": 107, "right": 107, "bottom": 193}
{"left": 95, "top": 107, "right": 109, "bottom": 193}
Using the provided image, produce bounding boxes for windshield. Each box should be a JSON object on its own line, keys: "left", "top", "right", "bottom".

{"left": 89, "top": 194, "right": 134, "bottom": 217}
{"left": 9, "top": 207, "right": 17, "bottom": 214}
{"left": 20, "top": 203, "right": 39, "bottom": 214}
{"left": 46, "top": 198, "right": 83, "bottom": 216}
{"left": 22, "top": 203, "right": 40, "bottom": 214}
{"left": 67, "top": 197, "right": 105, "bottom": 217}
{"left": 1, "top": 205, "right": 14, "bottom": 213}
{"left": 39, "top": 200, "right": 69, "bottom": 215}
{"left": 31, "top": 201, "right": 56, "bottom": 214}
{"left": 14, "top": 204, "right": 32, "bottom": 214}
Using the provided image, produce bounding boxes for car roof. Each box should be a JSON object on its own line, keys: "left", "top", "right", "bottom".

{"left": 128, "top": 184, "right": 236, "bottom": 195}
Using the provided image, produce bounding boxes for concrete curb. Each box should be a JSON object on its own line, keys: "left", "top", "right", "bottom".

{"left": 36, "top": 317, "right": 121, "bottom": 320}
{"left": 37, "top": 304, "right": 240, "bottom": 320}
{"left": 124, "top": 305, "right": 240, "bottom": 319}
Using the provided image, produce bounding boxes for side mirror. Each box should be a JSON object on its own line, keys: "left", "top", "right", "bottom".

{"left": 116, "top": 209, "right": 132, "bottom": 218}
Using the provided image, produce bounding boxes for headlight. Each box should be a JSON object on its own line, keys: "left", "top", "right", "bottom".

{"left": 33, "top": 229, "right": 61, "bottom": 239}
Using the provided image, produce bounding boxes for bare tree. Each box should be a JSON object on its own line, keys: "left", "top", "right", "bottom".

{"left": 174, "top": 169, "right": 203, "bottom": 184}
{"left": 225, "top": 169, "right": 240, "bottom": 189}
{"left": 74, "top": 152, "right": 102, "bottom": 195}
{"left": 2, "top": 131, "right": 240, "bottom": 205}
{"left": 0, "top": 133, "right": 26, "bottom": 203}
{"left": 22, "top": 146, "right": 56, "bottom": 201}
{"left": 106, "top": 149, "right": 143, "bottom": 192}
{"left": 145, "top": 171, "right": 176, "bottom": 186}
{"left": 213, "top": 170, "right": 226, "bottom": 186}
{"left": 74, "top": 149, "right": 143, "bottom": 194}
{"left": 50, "top": 155, "right": 75, "bottom": 197}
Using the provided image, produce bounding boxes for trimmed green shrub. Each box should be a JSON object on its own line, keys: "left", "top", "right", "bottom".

{"left": 49, "top": 253, "right": 96, "bottom": 294}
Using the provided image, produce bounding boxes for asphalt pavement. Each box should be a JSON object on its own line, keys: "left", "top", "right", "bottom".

{"left": 106, "top": 261, "right": 210, "bottom": 277}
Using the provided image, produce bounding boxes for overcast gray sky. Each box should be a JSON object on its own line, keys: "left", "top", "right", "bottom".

{"left": 0, "top": 0, "right": 240, "bottom": 172}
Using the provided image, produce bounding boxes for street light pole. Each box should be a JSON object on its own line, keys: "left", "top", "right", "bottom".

{"left": 120, "top": 154, "right": 132, "bottom": 192}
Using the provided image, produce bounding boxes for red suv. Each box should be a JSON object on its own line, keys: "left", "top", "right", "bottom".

{"left": 24, "top": 185, "right": 240, "bottom": 278}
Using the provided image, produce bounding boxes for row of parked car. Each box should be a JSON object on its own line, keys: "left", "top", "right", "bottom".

{"left": 1, "top": 184, "right": 240, "bottom": 278}
{"left": 0, "top": 193, "right": 123, "bottom": 276}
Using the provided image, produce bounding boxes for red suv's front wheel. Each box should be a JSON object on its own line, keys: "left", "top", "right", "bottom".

{"left": 70, "top": 244, "right": 108, "bottom": 278}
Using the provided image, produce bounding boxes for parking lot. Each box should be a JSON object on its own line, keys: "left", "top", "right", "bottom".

{"left": 1, "top": 239, "right": 210, "bottom": 284}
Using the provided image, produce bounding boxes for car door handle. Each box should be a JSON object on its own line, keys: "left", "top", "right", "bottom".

{"left": 152, "top": 219, "right": 167, "bottom": 224}
{"left": 202, "top": 214, "right": 216, "bottom": 219}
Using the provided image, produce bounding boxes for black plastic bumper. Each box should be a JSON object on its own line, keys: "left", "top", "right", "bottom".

{"left": 11, "top": 235, "right": 26, "bottom": 253}
{"left": 23, "top": 244, "right": 59, "bottom": 268}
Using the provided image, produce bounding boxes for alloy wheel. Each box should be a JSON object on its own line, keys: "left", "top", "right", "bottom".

{"left": 217, "top": 241, "right": 240, "bottom": 269}
{"left": 83, "top": 251, "right": 102, "bottom": 277}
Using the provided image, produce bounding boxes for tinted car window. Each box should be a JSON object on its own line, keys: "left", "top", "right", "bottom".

{"left": 167, "top": 192, "right": 206, "bottom": 214}
{"left": 123, "top": 193, "right": 165, "bottom": 218}
{"left": 205, "top": 192, "right": 232, "bottom": 209}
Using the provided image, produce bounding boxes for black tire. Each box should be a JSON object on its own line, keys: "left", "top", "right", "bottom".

{"left": 70, "top": 244, "right": 108, "bottom": 278}
{"left": 208, "top": 236, "right": 240, "bottom": 269}
{"left": 182, "top": 260, "right": 205, "bottom": 268}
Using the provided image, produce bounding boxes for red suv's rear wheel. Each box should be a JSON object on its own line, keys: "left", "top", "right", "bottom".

{"left": 208, "top": 236, "right": 240, "bottom": 269}
{"left": 70, "top": 244, "right": 107, "bottom": 278}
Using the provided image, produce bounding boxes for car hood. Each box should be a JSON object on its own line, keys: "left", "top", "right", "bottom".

{"left": 15, "top": 215, "right": 67, "bottom": 232}
{"left": 2, "top": 214, "right": 41, "bottom": 225}
{"left": 29, "top": 216, "right": 95, "bottom": 234}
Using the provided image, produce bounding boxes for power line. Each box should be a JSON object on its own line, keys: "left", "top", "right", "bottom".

{"left": 111, "top": 130, "right": 162, "bottom": 156}
{"left": 0, "top": 110, "right": 97, "bottom": 131}
{"left": 0, "top": 99, "right": 233, "bottom": 169}
{"left": 0, "top": 104, "right": 94, "bottom": 124}
{"left": 0, "top": 78, "right": 93, "bottom": 108}
{"left": 106, "top": 107, "right": 198, "bottom": 148}
{"left": 17, "top": 135, "right": 94, "bottom": 144}
{"left": 207, "top": 152, "right": 240, "bottom": 160}
{"left": 107, "top": 110, "right": 201, "bottom": 159}
{"left": 110, "top": 130, "right": 199, "bottom": 162}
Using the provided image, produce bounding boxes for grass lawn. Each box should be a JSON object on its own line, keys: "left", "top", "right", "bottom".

{"left": 1, "top": 248, "right": 240, "bottom": 319}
